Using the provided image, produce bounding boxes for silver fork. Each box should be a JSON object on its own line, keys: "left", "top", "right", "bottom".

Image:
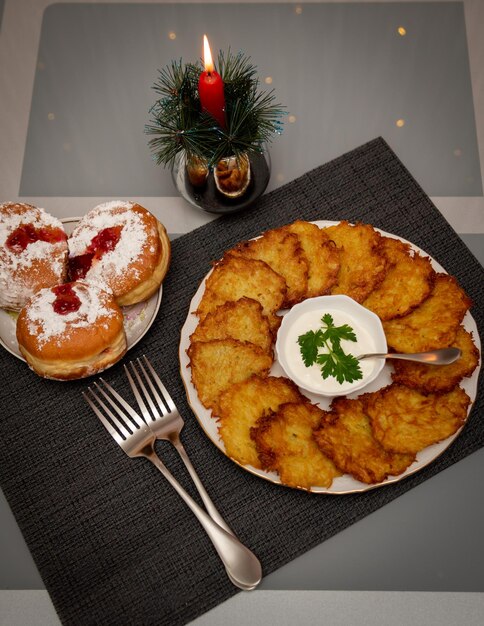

{"left": 83, "top": 380, "right": 262, "bottom": 591}
{"left": 124, "top": 357, "right": 235, "bottom": 536}
{"left": 124, "top": 357, "right": 260, "bottom": 590}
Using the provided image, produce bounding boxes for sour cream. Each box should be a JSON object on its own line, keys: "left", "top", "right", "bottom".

{"left": 276, "top": 296, "right": 387, "bottom": 397}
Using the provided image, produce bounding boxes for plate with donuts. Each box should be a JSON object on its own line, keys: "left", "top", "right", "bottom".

{"left": 179, "top": 220, "right": 481, "bottom": 494}
{"left": 0, "top": 201, "right": 171, "bottom": 380}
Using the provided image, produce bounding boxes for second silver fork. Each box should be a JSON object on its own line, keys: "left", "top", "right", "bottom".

{"left": 125, "top": 357, "right": 263, "bottom": 591}
{"left": 124, "top": 357, "right": 236, "bottom": 538}
{"left": 93, "top": 374, "right": 262, "bottom": 591}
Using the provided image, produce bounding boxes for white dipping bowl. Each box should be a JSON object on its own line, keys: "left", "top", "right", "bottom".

{"left": 275, "top": 295, "right": 387, "bottom": 397}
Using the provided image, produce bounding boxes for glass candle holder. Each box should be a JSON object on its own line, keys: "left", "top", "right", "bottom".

{"left": 171, "top": 148, "right": 271, "bottom": 214}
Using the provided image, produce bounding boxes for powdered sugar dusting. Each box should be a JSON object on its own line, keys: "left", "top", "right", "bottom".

{"left": 6, "top": 239, "right": 64, "bottom": 268}
{"left": 95, "top": 200, "right": 134, "bottom": 212}
{"left": 26, "top": 283, "right": 116, "bottom": 345}
{"left": 0, "top": 240, "right": 66, "bottom": 309}
{"left": 0, "top": 203, "right": 67, "bottom": 309}
{"left": 0, "top": 203, "right": 63, "bottom": 247}
{"left": 68, "top": 202, "right": 148, "bottom": 292}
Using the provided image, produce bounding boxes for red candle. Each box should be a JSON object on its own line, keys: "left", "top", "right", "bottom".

{"left": 198, "top": 35, "right": 226, "bottom": 128}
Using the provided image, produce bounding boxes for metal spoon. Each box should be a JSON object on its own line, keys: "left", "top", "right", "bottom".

{"left": 356, "top": 347, "right": 461, "bottom": 365}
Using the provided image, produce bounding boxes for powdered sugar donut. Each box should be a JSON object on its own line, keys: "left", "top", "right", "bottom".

{"left": 0, "top": 202, "right": 68, "bottom": 311}
{"left": 16, "top": 281, "right": 127, "bottom": 380}
{"left": 67, "top": 201, "right": 170, "bottom": 306}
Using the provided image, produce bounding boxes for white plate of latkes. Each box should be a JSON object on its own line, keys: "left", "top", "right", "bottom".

{"left": 0, "top": 217, "right": 162, "bottom": 361}
{"left": 179, "top": 221, "right": 481, "bottom": 495}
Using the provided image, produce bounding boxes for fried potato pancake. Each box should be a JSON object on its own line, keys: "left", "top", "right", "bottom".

{"left": 251, "top": 401, "right": 341, "bottom": 489}
{"left": 391, "top": 326, "right": 480, "bottom": 393}
{"left": 218, "top": 375, "right": 305, "bottom": 468}
{"left": 383, "top": 274, "right": 472, "bottom": 352}
{"left": 195, "top": 254, "right": 286, "bottom": 333}
{"left": 362, "top": 384, "right": 470, "bottom": 455}
{"left": 230, "top": 229, "right": 308, "bottom": 306}
{"left": 188, "top": 339, "right": 272, "bottom": 414}
{"left": 324, "top": 221, "right": 388, "bottom": 302}
{"left": 363, "top": 237, "right": 435, "bottom": 320}
{"left": 313, "top": 398, "right": 415, "bottom": 484}
{"left": 280, "top": 220, "right": 341, "bottom": 298}
{"left": 190, "top": 297, "right": 273, "bottom": 355}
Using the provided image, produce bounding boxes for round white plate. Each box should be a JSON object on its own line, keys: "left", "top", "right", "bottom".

{"left": 179, "top": 221, "right": 481, "bottom": 494}
{"left": 0, "top": 217, "right": 162, "bottom": 364}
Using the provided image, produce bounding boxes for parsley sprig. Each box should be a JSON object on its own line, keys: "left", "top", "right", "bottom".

{"left": 297, "top": 313, "right": 363, "bottom": 385}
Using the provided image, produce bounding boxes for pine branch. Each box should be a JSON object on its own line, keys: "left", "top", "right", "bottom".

{"left": 146, "top": 50, "right": 286, "bottom": 167}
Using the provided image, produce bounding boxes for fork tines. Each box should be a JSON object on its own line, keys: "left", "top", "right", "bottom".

{"left": 83, "top": 379, "right": 145, "bottom": 443}
{"left": 124, "top": 356, "right": 176, "bottom": 422}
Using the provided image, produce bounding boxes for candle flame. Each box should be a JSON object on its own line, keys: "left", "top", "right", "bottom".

{"left": 203, "top": 34, "right": 214, "bottom": 73}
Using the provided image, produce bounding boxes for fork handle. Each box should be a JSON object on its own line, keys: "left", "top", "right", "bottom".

{"left": 171, "top": 437, "right": 234, "bottom": 536}
{"left": 144, "top": 449, "right": 262, "bottom": 591}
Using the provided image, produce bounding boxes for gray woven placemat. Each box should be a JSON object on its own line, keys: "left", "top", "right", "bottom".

{"left": 1, "top": 138, "right": 483, "bottom": 625}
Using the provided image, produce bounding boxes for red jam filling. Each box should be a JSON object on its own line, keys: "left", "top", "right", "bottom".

{"left": 6, "top": 224, "right": 67, "bottom": 253}
{"left": 52, "top": 283, "right": 82, "bottom": 315}
{"left": 68, "top": 225, "right": 122, "bottom": 280}
{"left": 69, "top": 253, "right": 94, "bottom": 281}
